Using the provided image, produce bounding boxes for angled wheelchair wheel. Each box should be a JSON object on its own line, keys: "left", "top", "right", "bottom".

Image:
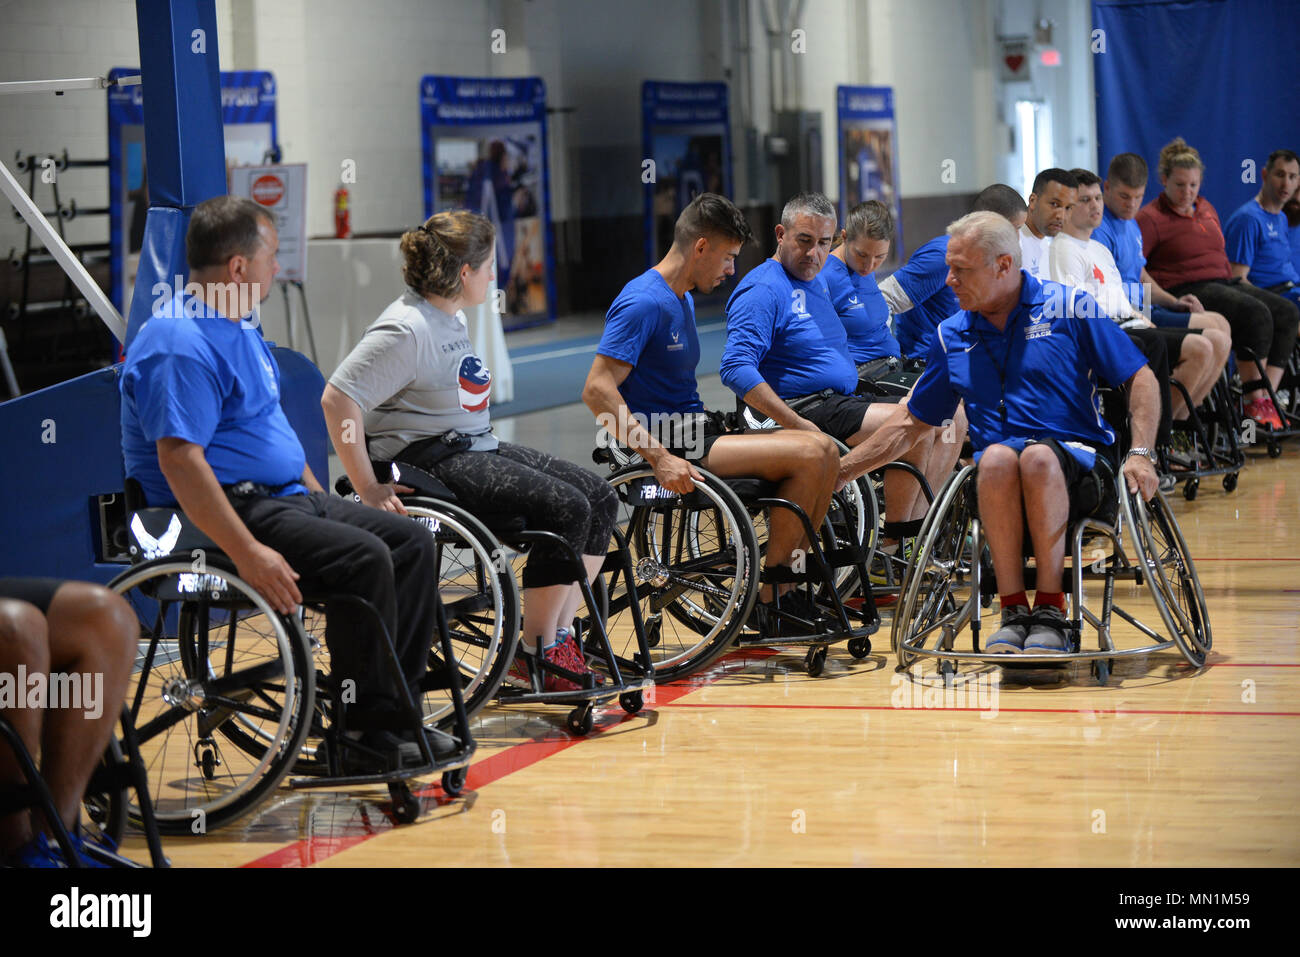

{"left": 110, "top": 559, "right": 314, "bottom": 834}
{"left": 892, "top": 466, "right": 980, "bottom": 671}
{"left": 1122, "top": 488, "right": 1212, "bottom": 666}
{"left": 402, "top": 497, "right": 520, "bottom": 730}
{"left": 606, "top": 466, "right": 760, "bottom": 681}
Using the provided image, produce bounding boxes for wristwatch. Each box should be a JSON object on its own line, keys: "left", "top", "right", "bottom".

{"left": 1126, "top": 447, "right": 1157, "bottom": 464}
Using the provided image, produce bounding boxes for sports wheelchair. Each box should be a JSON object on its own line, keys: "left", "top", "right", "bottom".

{"left": 337, "top": 460, "right": 656, "bottom": 736}
{"left": 107, "top": 483, "right": 476, "bottom": 832}
{"left": 1158, "top": 369, "right": 1245, "bottom": 500}
{"left": 593, "top": 422, "right": 881, "bottom": 680}
{"left": 891, "top": 450, "right": 1211, "bottom": 687}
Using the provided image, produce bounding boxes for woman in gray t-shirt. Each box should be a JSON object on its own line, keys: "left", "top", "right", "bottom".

{"left": 323, "top": 211, "right": 617, "bottom": 693}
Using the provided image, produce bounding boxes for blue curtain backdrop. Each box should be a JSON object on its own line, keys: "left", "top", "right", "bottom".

{"left": 1092, "top": 0, "right": 1300, "bottom": 214}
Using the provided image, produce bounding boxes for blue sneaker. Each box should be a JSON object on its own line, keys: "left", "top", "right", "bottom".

{"left": 7, "top": 833, "right": 66, "bottom": 868}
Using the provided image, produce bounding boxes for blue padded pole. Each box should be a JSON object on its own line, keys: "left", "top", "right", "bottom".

{"left": 124, "top": 0, "right": 227, "bottom": 349}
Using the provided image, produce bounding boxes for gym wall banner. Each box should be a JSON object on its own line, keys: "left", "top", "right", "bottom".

{"left": 641, "top": 81, "right": 732, "bottom": 268}
{"left": 421, "top": 75, "right": 555, "bottom": 330}
{"left": 229, "top": 164, "right": 308, "bottom": 283}
{"left": 836, "top": 85, "right": 903, "bottom": 257}
{"left": 108, "top": 68, "right": 279, "bottom": 312}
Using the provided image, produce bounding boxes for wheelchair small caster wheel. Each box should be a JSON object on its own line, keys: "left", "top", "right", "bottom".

{"left": 847, "top": 636, "right": 871, "bottom": 659}
{"left": 1093, "top": 659, "right": 1110, "bottom": 687}
{"left": 441, "top": 767, "right": 467, "bottom": 798}
{"left": 1183, "top": 478, "right": 1198, "bottom": 501}
{"left": 199, "top": 747, "right": 217, "bottom": 781}
{"left": 645, "top": 617, "right": 661, "bottom": 649}
{"left": 389, "top": 783, "right": 420, "bottom": 824}
{"left": 567, "top": 704, "right": 594, "bottom": 736}
{"left": 804, "top": 646, "right": 827, "bottom": 677}
{"left": 1223, "top": 472, "right": 1239, "bottom": 493}
{"left": 1268, "top": 439, "right": 1282, "bottom": 459}
{"left": 939, "top": 659, "right": 957, "bottom": 685}
{"left": 619, "top": 691, "right": 643, "bottom": 714}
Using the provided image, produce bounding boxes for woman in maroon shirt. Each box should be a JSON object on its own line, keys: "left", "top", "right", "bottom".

{"left": 1138, "top": 138, "right": 1299, "bottom": 427}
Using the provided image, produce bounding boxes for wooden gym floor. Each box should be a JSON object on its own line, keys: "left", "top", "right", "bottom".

{"left": 117, "top": 447, "right": 1300, "bottom": 868}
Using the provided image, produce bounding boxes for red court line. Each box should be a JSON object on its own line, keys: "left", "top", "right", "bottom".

{"left": 659, "top": 702, "right": 1300, "bottom": 717}
{"left": 1185, "top": 662, "right": 1300, "bottom": 667}
{"left": 242, "top": 648, "right": 779, "bottom": 868}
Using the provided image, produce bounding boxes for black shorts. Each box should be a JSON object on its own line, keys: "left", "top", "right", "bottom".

{"left": 1150, "top": 325, "right": 1200, "bottom": 366}
{"left": 663, "top": 411, "right": 730, "bottom": 462}
{"left": 0, "top": 577, "right": 65, "bottom": 614}
{"left": 1026, "top": 438, "right": 1115, "bottom": 524}
{"left": 796, "top": 393, "right": 877, "bottom": 443}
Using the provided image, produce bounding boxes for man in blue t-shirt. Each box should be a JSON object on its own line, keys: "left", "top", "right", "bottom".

{"left": 878, "top": 184, "right": 1029, "bottom": 358}
{"left": 841, "top": 212, "right": 1161, "bottom": 654}
{"left": 120, "top": 196, "right": 452, "bottom": 764}
{"left": 583, "top": 193, "right": 839, "bottom": 628}
{"left": 1094, "top": 152, "right": 1233, "bottom": 344}
{"left": 1225, "top": 149, "right": 1300, "bottom": 305}
{"left": 720, "top": 192, "right": 964, "bottom": 544}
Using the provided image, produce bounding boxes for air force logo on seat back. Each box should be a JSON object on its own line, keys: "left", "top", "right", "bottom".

{"left": 457, "top": 354, "right": 491, "bottom": 412}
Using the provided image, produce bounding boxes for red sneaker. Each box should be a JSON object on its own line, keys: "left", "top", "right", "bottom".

{"left": 1245, "top": 397, "right": 1283, "bottom": 431}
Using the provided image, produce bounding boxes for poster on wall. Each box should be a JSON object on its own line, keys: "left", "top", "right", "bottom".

{"left": 836, "top": 85, "right": 902, "bottom": 256}
{"left": 229, "top": 164, "right": 308, "bottom": 282}
{"left": 421, "top": 75, "right": 555, "bottom": 330}
{"left": 642, "top": 81, "right": 732, "bottom": 268}
{"left": 108, "top": 68, "right": 279, "bottom": 312}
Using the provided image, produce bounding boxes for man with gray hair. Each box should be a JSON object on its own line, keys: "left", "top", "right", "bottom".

{"left": 721, "top": 191, "right": 964, "bottom": 574}
{"left": 839, "top": 210, "right": 1161, "bottom": 654}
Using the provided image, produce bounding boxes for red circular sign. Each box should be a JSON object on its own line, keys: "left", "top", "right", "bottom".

{"left": 251, "top": 174, "right": 284, "bottom": 206}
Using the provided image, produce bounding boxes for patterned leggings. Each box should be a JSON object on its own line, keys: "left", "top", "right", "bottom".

{"left": 427, "top": 442, "right": 619, "bottom": 588}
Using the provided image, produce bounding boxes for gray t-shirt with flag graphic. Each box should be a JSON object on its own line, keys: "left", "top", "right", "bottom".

{"left": 329, "top": 288, "right": 497, "bottom": 459}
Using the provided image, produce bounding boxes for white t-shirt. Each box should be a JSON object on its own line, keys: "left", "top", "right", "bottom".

{"left": 329, "top": 288, "right": 497, "bottom": 459}
{"left": 1019, "top": 225, "right": 1051, "bottom": 279}
{"left": 1048, "top": 233, "right": 1145, "bottom": 327}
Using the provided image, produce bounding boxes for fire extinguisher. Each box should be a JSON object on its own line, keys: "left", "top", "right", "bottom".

{"left": 334, "top": 184, "right": 351, "bottom": 239}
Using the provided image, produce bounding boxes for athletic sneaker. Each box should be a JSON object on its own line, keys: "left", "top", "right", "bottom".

{"left": 750, "top": 589, "right": 821, "bottom": 639}
{"left": 985, "top": 604, "right": 1032, "bottom": 654}
{"left": 1023, "top": 604, "right": 1070, "bottom": 654}
{"left": 505, "top": 641, "right": 583, "bottom": 693}
{"left": 554, "top": 628, "right": 605, "bottom": 686}
{"left": 1244, "top": 397, "right": 1283, "bottom": 431}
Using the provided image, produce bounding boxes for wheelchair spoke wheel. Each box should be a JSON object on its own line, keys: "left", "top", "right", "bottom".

{"left": 893, "top": 467, "right": 979, "bottom": 670}
{"left": 606, "top": 468, "right": 760, "bottom": 681}
{"left": 1127, "top": 491, "right": 1212, "bottom": 665}
{"left": 110, "top": 560, "right": 313, "bottom": 834}
{"left": 403, "top": 500, "right": 519, "bottom": 730}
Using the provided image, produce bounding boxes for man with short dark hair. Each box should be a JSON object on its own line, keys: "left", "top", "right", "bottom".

{"left": 1020, "top": 168, "right": 1078, "bottom": 279}
{"left": 840, "top": 211, "right": 1160, "bottom": 654}
{"left": 879, "top": 184, "right": 1028, "bottom": 359}
{"left": 1225, "top": 149, "right": 1300, "bottom": 304}
{"left": 583, "top": 193, "right": 839, "bottom": 627}
{"left": 119, "top": 195, "right": 451, "bottom": 767}
{"left": 719, "top": 192, "right": 963, "bottom": 557}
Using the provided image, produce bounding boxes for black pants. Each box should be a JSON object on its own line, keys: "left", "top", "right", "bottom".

{"left": 229, "top": 492, "right": 437, "bottom": 711}
{"left": 424, "top": 443, "right": 618, "bottom": 589}
{"left": 1170, "top": 278, "right": 1300, "bottom": 369}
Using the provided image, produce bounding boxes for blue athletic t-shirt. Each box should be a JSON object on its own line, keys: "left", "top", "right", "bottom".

{"left": 821, "top": 255, "right": 900, "bottom": 363}
{"left": 721, "top": 259, "right": 858, "bottom": 399}
{"left": 1093, "top": 206, "right": 1147, "bottom": 307}
{"left": 891, "top": 236, "right": 960, "bottom": 358}
{"left": 120, "top": 293, "right": 308, "bottom": 506}
{"left": 906, "top": 272, "right": 1147, "bottom": 469}
{"left": 1224, "top": 199, "right": 1300, "bottom": 288}
{"left": 598, "top": 269, "right": 704, "bottom": 416}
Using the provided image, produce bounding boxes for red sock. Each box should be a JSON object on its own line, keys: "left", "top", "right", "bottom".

{"left": 1001, "top": 591, "right": 1029, "bottom": 610}
{"left": 1034, "top": 591, "right": 1067, "bottom": 612}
